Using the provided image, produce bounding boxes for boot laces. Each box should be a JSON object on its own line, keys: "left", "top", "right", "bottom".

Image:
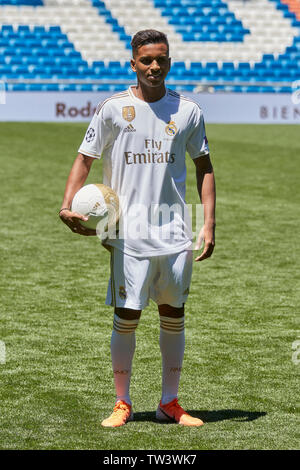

{"left": 165, "top": 398, "right": 185, "bottom": 416}
{"left": 113, "top": 402, "right": 129, "bottom": 414}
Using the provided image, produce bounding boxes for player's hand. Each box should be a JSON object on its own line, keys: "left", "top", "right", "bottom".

{"left": 59, "top": 209, "right": 97, "bottom": 236}
{"left": 194, "top": 223, "right": 215, "bottom": 261}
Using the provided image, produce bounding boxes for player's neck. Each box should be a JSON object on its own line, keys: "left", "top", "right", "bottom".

{"left": 133, "top": 83, "right": 166, "bottom": 103}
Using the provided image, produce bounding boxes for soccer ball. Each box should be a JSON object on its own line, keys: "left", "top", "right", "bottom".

{"left": 71, "top": 184, "right": 120, "bottom": 234}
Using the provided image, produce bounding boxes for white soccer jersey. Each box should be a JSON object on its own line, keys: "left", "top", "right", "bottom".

{"left": 78, "top": 86, "right": 209, "bottom": 257}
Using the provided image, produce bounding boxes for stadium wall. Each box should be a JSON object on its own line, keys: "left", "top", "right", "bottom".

{"left": 0, "top": 91, "right": 299, "bottom": 123}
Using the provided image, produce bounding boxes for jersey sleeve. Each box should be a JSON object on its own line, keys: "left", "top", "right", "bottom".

{"left": 78, "top": 102, "right": 113, "bottom": 159}
{"left": 186, "top": 109, "right": 209, "bottom": 160}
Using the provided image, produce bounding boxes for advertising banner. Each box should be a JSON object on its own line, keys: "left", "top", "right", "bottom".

{"left": 0, "top": 91, "right": 299, "bottom": 124}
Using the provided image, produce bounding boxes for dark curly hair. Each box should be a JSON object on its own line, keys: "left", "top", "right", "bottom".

{"left": 131, "top": 29, "right": 169, "bottom": 56}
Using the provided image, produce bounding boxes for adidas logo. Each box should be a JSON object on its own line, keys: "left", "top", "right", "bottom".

{"left": 123, "top": 123, "right": 136, "bottom": 132}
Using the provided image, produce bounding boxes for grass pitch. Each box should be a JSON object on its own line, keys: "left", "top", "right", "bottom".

{"left": 0, "top": 122, "right": 299, "bottom": 450}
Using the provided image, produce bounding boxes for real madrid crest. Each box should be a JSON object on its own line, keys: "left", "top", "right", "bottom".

{"left": 119, "top": 286, "right": 127, "bottom": 299}
{"left": 165, "top": 120, "right": 177, "bottom": 137}
{"left": 122, "top": 106, "right": 135, "bottom": 122}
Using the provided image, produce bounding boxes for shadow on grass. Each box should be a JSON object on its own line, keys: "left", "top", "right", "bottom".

{"left": 133, "top": 409, "right": 266, "bottom": 424}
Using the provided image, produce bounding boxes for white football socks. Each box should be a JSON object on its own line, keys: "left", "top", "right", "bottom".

{"left": 110, "top": 314, "right": 184, "bottom": 406}
{"left": 159, "top": 316, "right": 185, "bottom": 405}
{"left": 110, "top": 314, "right": 139, "bottom": 406}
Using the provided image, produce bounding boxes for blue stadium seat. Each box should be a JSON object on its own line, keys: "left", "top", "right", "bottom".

{"left": 1, "top": 25, "right": 14, "bottom": 33}
{"left": 23, "top": 56, "right": 39, "bottom": 65}
{"left": 35, "top": 50, "right": 49, "bottom": 57}
{"left": 0, "top": 38, "right": 10, "bottom": 47}
{"left": 78, "top": 84, "right": 92, "bottom": 91}
{"left": 55, "top": 57, "right": 71, "bottom": 67}
{"left": 37, "top": 57, "right": 54, "bottom": 66}
{"left": 0, "top": 65, "right": 12, "bottom": 74}
{"left": 205, "top": 62, "right": 218, "bottom": 70}
{"left": 1, "top": 0, "right": 43, "bottom": 4}
{"left": 36, "top": 73, "right": 53, "bottom": 79}
{"left": 92, "top": 60, "right": 105, "bottom": 68}
{"left": 20, "top": 72, "right": 36, "bottom": 79}
{"left": 10, "top": 83, "right": 26, "bottom": 91}
{"left": 49, "top": 26, "right": 61, "bottom": 34}
{"left": 66, "top": 50, "right": 81, "bottom": 58}
{"left": 279, "top": 86, "right": 292, "bottom": 93}
{"left": 33, "top": 26, "right": 45, "bottom": 34}
{"left": 17, "top": 25, "right": 30, "bottom": 32}
{"left": 43, "top": 84, "right": 59, "bottom": 91}
{"left": 59, "top": 84, "right": 77, "bottom": 91}
{"left": 222, "top": 62, "right": 235, "bottom": 70}
{"left": 49, "top": 49, "right": 65, "bottom": 57}
{"left": 41, "top": 39, "right": 58, "bottom": 49}
{"left": 3, "top": 47, "right": 16, "bottom": 56}
{"left": 33, "top": 66, "right": 46, "bottom": 75}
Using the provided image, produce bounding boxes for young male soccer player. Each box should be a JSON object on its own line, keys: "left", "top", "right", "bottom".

{"left": 60, "top": 30, "right": 216, "bottom": 427}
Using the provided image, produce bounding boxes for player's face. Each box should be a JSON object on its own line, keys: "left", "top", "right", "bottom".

{"left": 131, "top": 43, "right": 171, "bottom": 88}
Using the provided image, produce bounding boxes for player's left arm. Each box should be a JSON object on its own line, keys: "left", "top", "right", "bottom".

{"left": 193, "top": 154, "right": 216, "bottom": 262}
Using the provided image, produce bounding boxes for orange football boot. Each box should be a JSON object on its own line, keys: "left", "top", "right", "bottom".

{"left": 156, "top": 398, "right": 204, "bottom": 427}
{"left": 101, "top": 400, "right": 133, "bottom": 428}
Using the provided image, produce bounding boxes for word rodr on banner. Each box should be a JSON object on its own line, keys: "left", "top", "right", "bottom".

{"left": 0, "top": 91, "right": 299, "bottom": 123}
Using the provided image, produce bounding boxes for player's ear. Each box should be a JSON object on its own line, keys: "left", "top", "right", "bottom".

{"left": 130, "top": 58, "right": 136, "bottom": 72}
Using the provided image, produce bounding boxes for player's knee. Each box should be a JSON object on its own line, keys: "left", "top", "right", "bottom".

{"left": 158, "top": 304, "right": 185, "bottom": 334}
{"left": 113, "top": 310, "right": 140, "bottom": 334}
{"left": 158, "top": 304, "right": 184, "bottom": 318}
{"left": 115, "top": 307, "right": 141, "bottom": 320}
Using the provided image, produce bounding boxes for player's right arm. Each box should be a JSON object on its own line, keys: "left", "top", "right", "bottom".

{"left": 60, "top": 100, "right": 113, "bottom": 235}
{"left": 59, "top": 152, "right": 96, "bottom": 236}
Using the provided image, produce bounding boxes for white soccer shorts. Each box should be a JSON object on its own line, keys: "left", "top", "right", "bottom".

{"left": 106, "top": 248, "right": 193, "bottom": 310}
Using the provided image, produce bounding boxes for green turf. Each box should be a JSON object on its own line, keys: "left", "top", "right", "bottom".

{"left": 0, "top": 122, "right": 299, "bottom": 450}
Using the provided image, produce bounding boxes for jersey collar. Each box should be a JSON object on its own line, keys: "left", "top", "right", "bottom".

{"left": 128, "top": 85, "right": 169, "bottom": 106}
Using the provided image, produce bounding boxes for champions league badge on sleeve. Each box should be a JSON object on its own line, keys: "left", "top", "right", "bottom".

{"left": 85, "top": 127, "right": 95, "bottom": 143}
